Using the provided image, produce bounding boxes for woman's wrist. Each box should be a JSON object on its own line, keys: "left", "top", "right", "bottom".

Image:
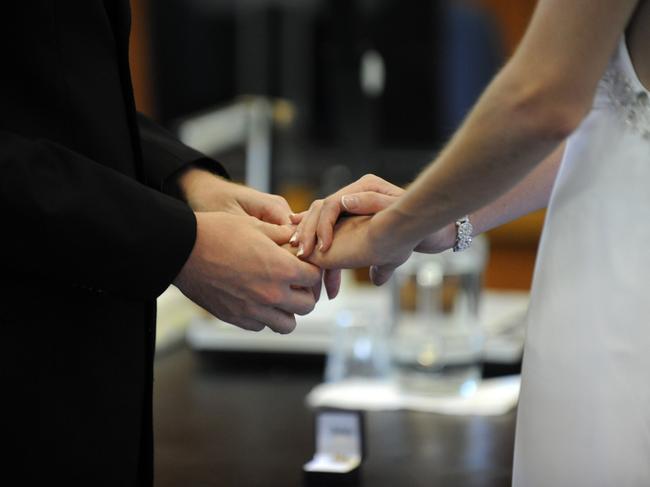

{"left": 376, "top": 204, "right": 466, "bottom": 256}
{"left": 416, "top": 223, "right": 457, "bottom": 254}
{"left": 380, "top": 205, "right": 433, "bottom": 249}
{"left": 371, "top": 206, "right": 426, "bottom": 257}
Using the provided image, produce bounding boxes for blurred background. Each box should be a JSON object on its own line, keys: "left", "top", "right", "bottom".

{"left": 129, "top": 0, "right": 542, "bottom": 291}
{"left": 139, "top": 2, "right": 546, "bottom": 485}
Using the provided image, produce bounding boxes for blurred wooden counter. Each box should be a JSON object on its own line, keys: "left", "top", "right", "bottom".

{"left": 154, "top": 347, "right": 516, "bottom": 487}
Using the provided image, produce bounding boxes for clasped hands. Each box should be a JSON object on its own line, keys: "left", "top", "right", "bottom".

{"left": 173, "top": 169, "right": 455, "bottom": 335}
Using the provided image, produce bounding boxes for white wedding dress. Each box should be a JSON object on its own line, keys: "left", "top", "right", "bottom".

{"left": 512, "top": 37, "right": 650, "bottom": 486}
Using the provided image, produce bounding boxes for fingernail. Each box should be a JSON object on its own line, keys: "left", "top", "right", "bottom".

{"left": 341, "top": 195, "right": 358, "bottom": 211}
{"left": 290, "top": 232, "right": 298, "bottom": 244}
{"left": 326, "top": 286, "right": 338, "bottom": 301}
{"left": 297, "top": 244, "right": 304, "bottom": 257}
{"left": 317, "top": 238, "right": 323, "bottom": 251}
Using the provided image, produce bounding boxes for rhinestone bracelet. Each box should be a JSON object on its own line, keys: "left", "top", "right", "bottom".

{"left": 453, "top": 216, "right": 473, "bottom": 252}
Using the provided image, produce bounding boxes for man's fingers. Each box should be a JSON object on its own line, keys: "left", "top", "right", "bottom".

{"left": 290, "top": 211, "right": 306, "bottom": 225}
{"left": 249, "top": 305, "right": 297, "bottom": 334}
{"left": 256, "top": 220, "right": 294, "bottom": 245}
{"left": 282, "top": 286, "right": 317, "bottom": 316}
{"left": 324, "top": 269, "right": 342, "bottom": 300}
{"left": 312, "top": 270, "right": 324, "bottom": 302}
{"left": 263, "top": 202, "right": 293, "bottom": 225}
{"left": 237, "top": 189, "right": 293, "bottom": 225}
{"left": 204, "top": 302, "right": 267, "bottom": 332}
{"left": 369, "top": 264, "right": 398, "bottom": 286}
{"left": 265, "top": 195, "right": 294, "bottom": 225}
{"left": 291, "top": 259, "right": 323, "bottom": 288}
{"left": 228, "top": 316, "right": 267, "bottom": 332}
{"left": 279, "top": 244, "right": 322, "bottom": 295}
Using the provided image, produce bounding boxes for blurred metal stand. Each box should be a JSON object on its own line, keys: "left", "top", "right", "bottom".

{"left": 177, "top": 96, "right": 292, "bottom": 193}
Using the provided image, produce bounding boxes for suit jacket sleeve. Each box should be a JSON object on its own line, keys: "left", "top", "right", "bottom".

{"left": 0, "top": 129, "right": 196, "bottom": 301}
{"left": 137, "top": 113, "right": 229, "bottom": 198}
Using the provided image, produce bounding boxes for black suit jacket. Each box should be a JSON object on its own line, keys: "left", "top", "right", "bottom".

{"left": 0, "top": 2, "right": 226, "bottom": 485}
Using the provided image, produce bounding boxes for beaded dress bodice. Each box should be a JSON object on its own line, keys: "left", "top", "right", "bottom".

{"left": 595, "top": 40, "right": 650, "bottom": 140}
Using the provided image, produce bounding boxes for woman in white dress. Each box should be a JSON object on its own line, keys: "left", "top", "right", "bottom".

{"left": 292, "top": 0, "right": 650, "bottom": 484}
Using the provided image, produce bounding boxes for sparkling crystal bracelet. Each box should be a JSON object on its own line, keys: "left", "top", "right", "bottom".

{"left": 453, "top": 216, "right": 473, "bottom": 252}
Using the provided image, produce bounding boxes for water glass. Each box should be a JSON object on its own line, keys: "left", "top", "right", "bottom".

{"left": 391, "top": 236, "right": 488, "bottom": 396}
{"left": 324, "top": 307, "right": 391, "bottom": 383}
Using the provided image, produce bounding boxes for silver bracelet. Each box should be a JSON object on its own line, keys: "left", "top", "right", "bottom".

{"left": 453, "top": 216, "right": 473, "bottom": 252}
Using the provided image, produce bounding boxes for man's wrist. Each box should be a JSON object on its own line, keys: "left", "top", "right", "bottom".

{"left": 176, "top": 167, "right": 232, "bottom": 210}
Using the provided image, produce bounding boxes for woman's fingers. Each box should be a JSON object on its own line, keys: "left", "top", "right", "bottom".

{"left": 294, "top": 175, "right": 403, "bottom": 254}
{"left": 311, "top": 197, "right": 344, "bottom": 253}
{"left": 295, "top": 199, "right": 323, "bottom": 258}
{"left": 341, "top": 192, "right": 398, "bottom": 213}
{"left": 353, "top": 174, "right": 405, "bottom": 197}
{"left": 317, "top": 192, "right": 399, "bottom": 252}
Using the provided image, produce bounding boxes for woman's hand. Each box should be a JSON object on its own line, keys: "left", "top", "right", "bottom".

{"left": 305, "top": 210, "right": 416, "bottom": 286}
{"left": 291, "top": 174, "right": 456, "bottom": 288}
{"left": 288, "top": 174, "right": 403, "bottom": 296}
{"left": 290, "top": 174, "right": 404, "bottom": 257}
{"left": 305, "top": 210, "right": 455, "bottom": 286}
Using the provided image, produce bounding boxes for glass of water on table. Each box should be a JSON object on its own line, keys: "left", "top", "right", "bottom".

{"left": 391, "top": 236, "right": 488, "bottom": 397}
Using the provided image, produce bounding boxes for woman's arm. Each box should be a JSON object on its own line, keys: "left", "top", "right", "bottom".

{"left": 293, "top": 141, "right": 564, "bottom": 259}
{"left": 419, "top": 140, "right": 566, "bottom": 253}
{"left": 470, "top": 141, "right": 564, "bottom": 236}
{"left": 303, "top": 0, "right": 638, "bottom": 275}
{"left": 381, "top": 0, "right": 638, "bottom": 248}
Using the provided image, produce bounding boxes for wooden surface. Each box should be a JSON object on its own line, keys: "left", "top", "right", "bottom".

{"left": 154, "top": 348, "right": 517, "bottom": 487}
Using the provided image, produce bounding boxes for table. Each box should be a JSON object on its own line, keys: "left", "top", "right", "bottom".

{"left": 154, "top": 347, "right": 516, "bottom": 487}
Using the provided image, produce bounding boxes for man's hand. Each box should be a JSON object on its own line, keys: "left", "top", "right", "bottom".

{"left": 173, "top": 167, "right": 324, "bottom": 309}
{"left": 177, "top": 167, "right": 294, "bottom": 224}
{"left": 174, "top": 212, "right": 322, "bottom": 334}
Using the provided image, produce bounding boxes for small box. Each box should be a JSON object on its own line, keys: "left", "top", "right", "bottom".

{"left": 303, "top": 409, "right": 366, "bottom": 486}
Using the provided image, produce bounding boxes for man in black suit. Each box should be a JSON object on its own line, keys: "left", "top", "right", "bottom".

{"left": 0, "top": 1, "right": 321, "bottom": 485}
